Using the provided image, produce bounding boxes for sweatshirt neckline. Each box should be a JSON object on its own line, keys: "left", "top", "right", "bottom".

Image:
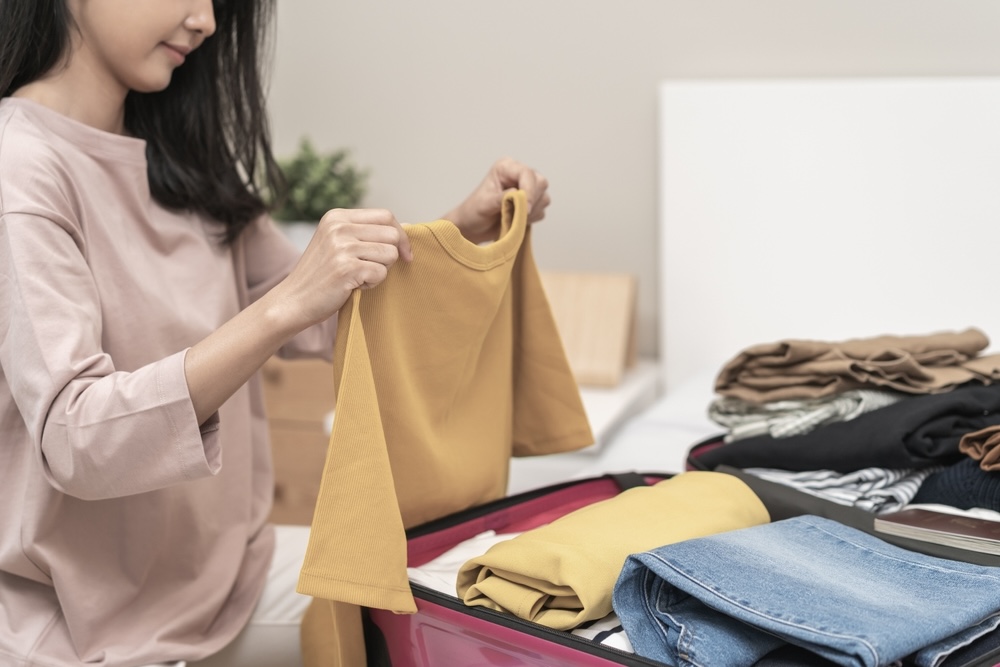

{"left": 1, "top": 97, "right": 147, "bottom": 164}
{"left": 423, "top": 190, "right": 528, "bottom": 271}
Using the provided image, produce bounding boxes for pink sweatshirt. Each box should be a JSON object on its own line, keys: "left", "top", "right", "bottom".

{"left": 0, "top": 97, "right": 335, "bottom": 666}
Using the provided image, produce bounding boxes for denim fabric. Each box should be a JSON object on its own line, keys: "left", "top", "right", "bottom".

{"left": 612, "top": 515, "right": 1000, "bottom": 667}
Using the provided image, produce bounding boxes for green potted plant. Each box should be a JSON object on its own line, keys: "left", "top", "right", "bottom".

{"left": 270, "top": 138, "right": 370, "bottom": 250}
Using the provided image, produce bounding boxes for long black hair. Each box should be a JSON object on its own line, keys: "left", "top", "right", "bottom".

{"left": 0, "top": 0, "right": 283, "bottom": 244}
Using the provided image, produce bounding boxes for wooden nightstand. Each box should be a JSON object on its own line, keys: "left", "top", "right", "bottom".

{"left": 261, "top": 357, "right": 335, "bottom": 525}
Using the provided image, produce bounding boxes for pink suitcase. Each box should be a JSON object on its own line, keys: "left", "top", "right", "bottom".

{"left": 365, "top": 468, "right": 1000, "bottom": 667}
{"left": 365, "top": 472, "right": 668, "bottom": 667}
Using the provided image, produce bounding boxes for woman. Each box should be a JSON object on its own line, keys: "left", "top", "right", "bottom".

{"left": 0, "top": 0, "right": 550, "bottom": 665}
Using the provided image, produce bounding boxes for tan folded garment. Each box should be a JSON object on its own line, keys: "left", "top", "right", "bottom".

{"left": 960, "top": 425, "right": 1000, "bottom": 471}
{"left": 963, "top": 354, "right": 1000, "bottom": 384}
{"left": 456, "top": 471, "right": 770, "bottom": 631}
{"left": 715, "top": 328, "right": 997, "bottom": 403}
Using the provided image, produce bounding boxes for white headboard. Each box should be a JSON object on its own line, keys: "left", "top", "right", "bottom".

{"left": 658, "top": 77, "right": 1000, "bottom": 394}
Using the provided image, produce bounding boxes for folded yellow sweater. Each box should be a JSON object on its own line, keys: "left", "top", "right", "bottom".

{"left": 297, "top": 190, "right": 594, "bottom": 613}
{"left": 456, "top": 471, "right": 770, "bottom": 630}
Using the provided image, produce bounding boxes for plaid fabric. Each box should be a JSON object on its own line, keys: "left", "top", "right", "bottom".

{"left": 709, "top": 389, "right": 905, "bottom": 442}
{"left": 744, "top": 466, "right": 942, "bottom": 514}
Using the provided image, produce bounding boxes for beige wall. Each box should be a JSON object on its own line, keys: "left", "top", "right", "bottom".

{"left": 267, "top": 0, "right": 1000, "bottom": 358}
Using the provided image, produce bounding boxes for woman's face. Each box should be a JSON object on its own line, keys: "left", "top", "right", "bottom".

{"left": 66, "top": 0, "right": 216, "bottom": 95}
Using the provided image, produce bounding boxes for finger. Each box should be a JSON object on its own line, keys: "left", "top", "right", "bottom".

{"left": 347, "top": 219, "right": 403, "bottom": 245}
{"left": 334, "top": 207, "right": 397, "bottom": 226}
{"left": 352, "top": 240, "right": 400, "bottom": 268}
{"left": 330, "top": 209, "right": 412, "bottom": 263}
{"left": 493, "top": 159, "right": 547, "bottom": 213}
{"left": 527, "top": 192, "right": 551, "bottom": 224}
{"left": 493, "top": 157, "right": 533, "bottom": 192}
{"left": 525, "top": 171, "right": 548, "bottom": 213}
{"left": 393, "top": 220, "right": 413, "bottom": 262}
{"left": 355, "top": 208, "right": 412, "bottom": 263}
{"left": 355, "top": 260, "right": 389, "bottom": 290}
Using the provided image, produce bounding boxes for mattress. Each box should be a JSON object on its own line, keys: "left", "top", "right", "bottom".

{"left": 574, "top": 368, "right": 722, "bottom": 478}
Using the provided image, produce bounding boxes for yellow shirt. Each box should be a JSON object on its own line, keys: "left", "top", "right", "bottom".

{"left": 297, "top": 190, "right": 593, "bottom": 613}
{"left": 457, "top": 471, "right": 771, "bottom": 629}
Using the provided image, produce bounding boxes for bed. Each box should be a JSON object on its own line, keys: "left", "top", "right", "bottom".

{"left": 578, "top": 75, "right": 1000, "bottom": 479}
{"left": 421, "top": 83, "right": 1000, "bottom": 664}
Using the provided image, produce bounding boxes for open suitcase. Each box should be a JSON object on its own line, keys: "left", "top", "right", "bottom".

{"left": 685, "top": 434, "right": 1000, "bottom": 667}
{"left": 363, "top": 466, "right": 1000, "bottom": 667}
{"left": 364, "top": 472, "right": 669, "bottom": 667}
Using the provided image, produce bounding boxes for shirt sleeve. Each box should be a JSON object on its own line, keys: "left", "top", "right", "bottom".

{"left": 0, "top": 211, "right": 221, "bottom": 500}
{"left": 241, "top": 215, "right": 338, "bottom": 361}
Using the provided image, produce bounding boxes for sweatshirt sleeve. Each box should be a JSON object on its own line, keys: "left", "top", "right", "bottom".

{"left": 241, "top": 215, "right": 338, "bottom": 361}
{"left": 0, "top": 211, "right": 221, "bottom": 500}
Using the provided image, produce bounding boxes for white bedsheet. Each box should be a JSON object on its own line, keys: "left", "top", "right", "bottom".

{"left": 573, "top": 369, "right": 722, "bottom": 478}
{"left": 507, "top": 369, "right": 721, "bottom": 494}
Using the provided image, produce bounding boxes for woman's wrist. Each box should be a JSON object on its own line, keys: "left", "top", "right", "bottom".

{"left": 443, "top": 202, "right": 496, "bottom": 244}
{"left": 442, "top": 203, "right": 466, "bottom": 228}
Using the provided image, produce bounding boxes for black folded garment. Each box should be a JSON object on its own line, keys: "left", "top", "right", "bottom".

{"left": 697, "top": 384, "right": 1000, "bottom": 472}
{"left": 912, "top": 457, "right": 1000, "bottom": 512}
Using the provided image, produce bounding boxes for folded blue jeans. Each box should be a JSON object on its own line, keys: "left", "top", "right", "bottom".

{"left": 612, "top": 515, "right": 1000, "bottom": 667}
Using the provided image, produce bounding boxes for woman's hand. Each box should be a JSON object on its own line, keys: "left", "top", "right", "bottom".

{"left": 277, "top": 207, "right": 413, "bottom": 329}
{"left": 185, "top": 209, "right": 410, "bottom": 425}
{"left": 443, "top": 157, "right": 551, "bottom": 244}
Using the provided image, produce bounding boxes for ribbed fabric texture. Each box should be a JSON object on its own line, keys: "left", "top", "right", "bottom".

{"left": 296, "top": 190, "right": 594, "bottom": 613}
{"left": 912, "top": 458, "right": 1000, "bottom": 511}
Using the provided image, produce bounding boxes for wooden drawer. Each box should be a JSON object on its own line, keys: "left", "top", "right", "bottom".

{"left": 262, "top": 357, "right": 336, "bottom": 525}
{"left": 260, "top": 357, "right": 336, "bottom": 423}
{"left": 268, "top": 423, "right": 329, "bottom": 525}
